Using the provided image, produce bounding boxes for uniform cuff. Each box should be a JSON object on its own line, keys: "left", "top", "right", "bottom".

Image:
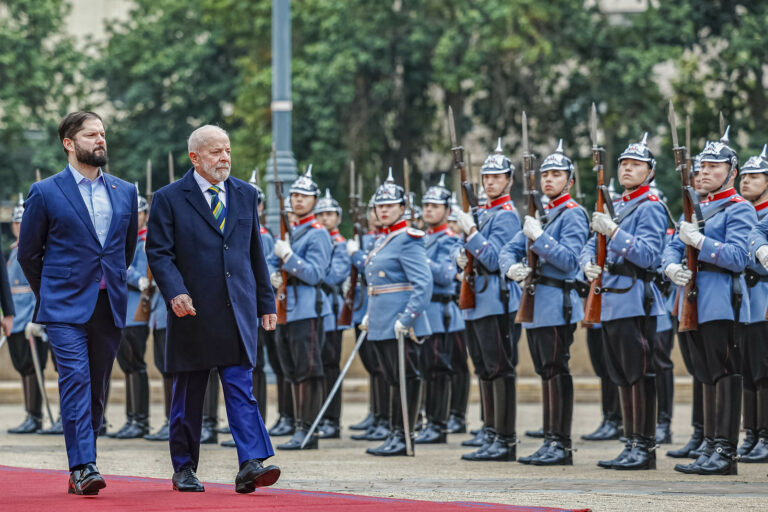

{"left": 607, "top": 228, "right": 634, "bottom": 257}
{"left": 698, "top": 237, "right": 724, "bottom": 265}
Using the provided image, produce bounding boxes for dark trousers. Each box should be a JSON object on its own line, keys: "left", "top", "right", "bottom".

{"left": 373, "top": 338, "right": 423, "bottom": 385}
{"left": 46, "top": 290, "right": 121, "bottom": 470}
{"left": 116, "top": 325, "right": 149, "bottom": 374}
{"left": 8, "top": 332, "right": 48, "bottom": 376}
{"left": 602, "top": 316, "right": 657, "bottom": 387}
{"left": 322, "top": 329, "right": 344, "bottom": 421}
{"left": 421, "top": 331, "right": 457, "bottom": 379}
{"left": 683, "top": 320, "right": 739, "bottom": 385}
{"left": 276, "top": 318, "right": 325, "bottom": 383}
{"left": 526, "top": 324, "right": 575, "bottom": 380}
{"left": 465, "top": 314, "right": 519, "bottom": 380}
{"left": 152, "top": 328, "right": 168, "bottom": 376}
{"left": 586, "top": 326, "right": 620, "bottom": 422}
{"left": 170, "top": 364, "right": 273, "bottom": 472}
{"left": 742, "top": 322, "right": 768, "bottom": 388}
{"left": 653, "top": 328, "right": 675, "bottom": 373}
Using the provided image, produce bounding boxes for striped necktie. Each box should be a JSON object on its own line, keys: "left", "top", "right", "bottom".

{"left": 208, "top": 185, "right": 226, "bottom": 231}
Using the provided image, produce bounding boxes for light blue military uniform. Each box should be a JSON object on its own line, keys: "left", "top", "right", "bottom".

{"left": 7, "top": 242, "right": 35, "bottom": 334}
{"left": 324, "top": 229, "right": 351, "bottom": 331}
{"left": 460, "top": 195, "right": 522, "bottom": 320}
{"left": 125, "top": 228, "right": 149, "bottom": 327}
{"left": 656, "top": 229, "right": 676, "bottom": 333}
{"left": 662, "top": 188, "right": 755, "bottom": 323}
{"left": 425, "top": 225, "right": 464, "bottom": 333}
{"left": 351, "top": 232, "right": 377, "bottom": 325}
{"left": 365, "top": 220, "right": 433, "bottom": 341}
{"left": 579, "top": 185, "right": 667, "bottom": 321}
{"left": 745, "top": 202, "right": 768, "bottom": 323}
{"left": 499, "top": 194, "right": 589, "bottom": 328}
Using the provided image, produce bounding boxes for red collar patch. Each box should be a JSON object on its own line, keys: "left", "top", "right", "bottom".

{"left": 706, "top": 187, "right": 737, "bottom": 202}
{"left": 548, "top": 194, "right": 572, "bottom": 209}
{"left": 486, "top": 195, "right": 512, "bottom": 209}
{"left": 382, "top": 220, "right": 408, "bottom": 234}
{"left": 259, "top": 226, "right": 269, "bottom": 235}
{"left": 622, "top": 185, "right": 650, "bottom": 202}
{"left": 755, "top": 200, "right": 768, "bottom": 212}
{"left": 426, "top": 224, "right": 449, "bottom": 235}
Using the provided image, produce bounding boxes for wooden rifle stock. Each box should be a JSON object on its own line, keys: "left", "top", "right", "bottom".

{"left": 515, "top": 153, "right": 537, "bottom": 323}
{"left": 675, "top": 147, "right": 698, "bottom": 331}
{"left": 582, "top": 147, "right": 606, "bottom": 326}
{"left": 133, "top": 267, "right": 153, "bottom": 322}
{"left": 273, "top": 146, "right": 289, "bottom": 325}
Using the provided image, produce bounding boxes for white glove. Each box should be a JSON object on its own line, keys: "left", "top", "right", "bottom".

{"left": 757, "top": 245, "right": 768, "bottom": 271}
{"left": 523, "top": 215, "right": 544, "bottom": 241}
{"left": 138, "top": 276, "right": 150, "bottom": 292}
{"left": 506, "top": 263, "right": 532, "bottom": 282}
{"left": 591, "top": 210, "right": 618, "bottom": 237}
{"left": 346, "top": 239, "right": 360, "bottom": 257}
{"left": 274, "top": 239, "right": 293, "bottom": 261}
{"left": 394, "top": 319, "right": 408, "bottom": 338}
{"left": 456, "top": 248, "right": 468, "bottom": 268}
{"left": 455, "top": 210, "right": 476, "bottom": 235}
{"left": 359, "top": 314, "right": 369, "bottom": 331}
{"left": 584, "top": 262, "right": 602, "bottom": 281}
{"left": 270, "top": 272, "right": 283, "bottom": 289}
{"left": 679, "top": 218, "right": 705, "bottom": 249}
{"left": 342, "top": 276, "right": 352, "bottom": 295}
{"left": 665, "top": 263, "right": 692, "bottom": 286}
{"left": 25, "top": 322, "right": 46, "bottom": 339}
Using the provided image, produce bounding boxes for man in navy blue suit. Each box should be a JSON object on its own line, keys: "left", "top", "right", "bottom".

{"left": 18, "top": 111, "right": 139, "bottom": 495}
{"left": 146, "top": 125, "right": 280, "bottom": 493}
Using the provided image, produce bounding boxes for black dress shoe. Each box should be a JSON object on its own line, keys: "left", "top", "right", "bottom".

{"left": 349, "top": 412, "right": 375, "bottom": 431}
{"left": 268, "top": 416, "right": 295, "bottom": 437}
{"left": 461, "top": 427, "right": 488, "bottom": 447}
{"left": 697, "top": 440, "right": 738, "bottom": 475}
{"left": 235, "top": 459, "right": 281, "bottom": 493}
{"left": 741, "top": 437, "right": 768, "bottom": 463}
{"left": 613, "top": 437, "right": 656, "bottom": 470}
{"left": 655, "top": 422, "right": 672, "bottom": 444}
{"left": 277, "top": 428, "right": 317, "bottom": 450}
{"left": 217, "top": 425, "right": 231, "bottom": 434}
{"left": 37, "top": 416, "right": 64, "bottom": 435}
{"left": 674, "top": 438, "right": 715, "bottom": 474}
{"left": 115, "top": 421, "right": 149, "bottom": 440}
{"left": 461, "top": 428, "right": 497, "bottom": 460}
{"left": 667, "top": 426, "right": 703, "bottom": 458}
{"left": 107, "top": 420, "right": 133, "bottom": 438}
{"left": 597, "top": 440, "right": 633, "bottom": 469}
{"left": 738, "top": 428, "right": 759, "bottom": 456}
{"left": 583, "top": 419, "right": 621, "bottom": 441}
{"left": 445, "top": 414, "right": 466, "bottom": 434}
{"left": 532, "top": 437, "right": 574, "bottom": 466}
{"left": 464, "top": 433, "right": 516, "bottom": 462}
{"left": 68, "top": 463, "right": 106, "bottom": 495}
{"left": 367, "top": 430, "right": 409, "bottom": 456}
{"left": 8, "top": 414, "right": 42, "bottom": 434}
{"left": 172, "top": 467, "right": 204, "bottom": 492}
{"left": 200, "top": 425, "right": 218, "bottom": 445}
{"left": 518, "top": 440, "right": 551, "bottom": 465}
{"left": 221, "top": 438, "right": 236, "bottom": 447}
{"left": 318, "top": 419, "right": 341, "bottom": 439}
{"left": 144, "top": 420, "right": 170, "bottom": 441}
{"left": 414, "top": 422, "right": 446, "bottom": 444}
{"left": 525, "top": 427, "right": 546, "bottom": 439}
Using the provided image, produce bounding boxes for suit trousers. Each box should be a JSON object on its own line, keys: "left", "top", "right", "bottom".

{"left": 169, "top": 364, "right": 273, "bottom": 472}
{"left": 46, "top": 290, "right": 121, "bottom": 469}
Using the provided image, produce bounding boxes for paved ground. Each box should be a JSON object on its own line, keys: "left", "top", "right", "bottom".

{"left": 2, "top": 401, "right": 768, "bottom": 511}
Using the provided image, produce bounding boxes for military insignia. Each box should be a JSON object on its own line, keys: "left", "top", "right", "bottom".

{"left": 406, "top": 227, "right": 424, "bottom": 238}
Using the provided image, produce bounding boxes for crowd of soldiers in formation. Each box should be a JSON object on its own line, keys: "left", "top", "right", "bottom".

{"left": 7, "top": 124, "right": 768, "bottom": 477}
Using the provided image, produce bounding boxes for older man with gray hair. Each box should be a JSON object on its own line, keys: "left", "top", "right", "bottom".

{"left": 146, "top": 124, "right": 280, "bottom": 493}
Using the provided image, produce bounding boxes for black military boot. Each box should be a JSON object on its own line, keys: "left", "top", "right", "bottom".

{"left": 697, "top": 375, "right": 741, "bottom": 475}
{"left": 9, "top": 374, "right": 43, "bottom": 434}
{"left": 278, "top": 379, "right": 321, "bottom": 450}
{"left": 742, "top": 384, "right": 768, "bottom": 462}
{"left": 368, "top": 381, "right": 419, "bottom": 457}
{"left": 318, "top": 364, "right": 341, "bottom": 439}
{"left": 525, "top": 378, "right": 549, "bottom": 439}
{"left": 37, "top": 415, "right": 64, "bottom": 435}
{"left": 598, "top": 385, "right": 634, "bottom": 469}
{"left": 466, "top": 376, "right": 516, "bottom": 462}
{"left": 675, "top": 383, "right": 716, "bottom": 473}
{"left": 117, "top": 372, "right": 150, "bottom": 439}
{"left": 447, "top": 370, "right": 469, "bottom": 434}
{"left": 520, "top": 378, "right": 551, "bottom": 465}
{"left": 354, "top": 375, "right": 390, "bottom": 441}
{"left": 415, "top": 374, "right": 449, "bottom": 444}
{"left": 463, "top": 379, "right": 494, "bottom": 448}
{"left": 534, "top": 374, "right": 574, "bottom": 466}
{"left": 583, "top": 377, "right": 621, "bottom": 441}
{"left": 615, "top": 377, "right": 656, "bottom": 470}
{"left": 655, "top": 369, "right": 673, "bottom": 444}
{"left": 739, "top": 383, "right": 758, "bottom": 456}
{"left": 200, "top": 370, "right": 220, "bottom": 444}
{"left": 145, "top": 376, "right": 172, "bottom": 441}
{"left": 269, "top": 376, "right": 295, "bottom": 436}
{"left": 350, "top": 376, "right": 376, "bottom": 431}
{"left": 108, "top": 374, "right": 134, "bottom": 438}
{"left": 667, "top": 378, "right": 703, "bottom": 458}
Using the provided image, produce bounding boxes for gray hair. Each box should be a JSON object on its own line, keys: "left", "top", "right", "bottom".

{"left": 187, "top": 125, "right": 229, "bottom": 154}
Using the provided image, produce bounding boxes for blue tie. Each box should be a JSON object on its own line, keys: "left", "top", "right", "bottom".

{"left": 209, "top": 186, "right": 226, "bottom": 231}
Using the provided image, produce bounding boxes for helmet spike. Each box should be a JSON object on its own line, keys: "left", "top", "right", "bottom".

{"left": 641, "top": 132, "right": 648, "bottom": 145}
{"left": 721, "top": 126, "right": 730, "bottom": 144}
{"left": 249, "top": 169, "right": 258, "bottom": 184}
{"left": 134, "top": 181, "right": 140, "bottom": 193}
{"left": 306, "top": 163, "right": 313, "bottom": 178}
{"left": 438, "top": 174, "right": 446, "bottom": 188}
{"left": 385, "top": 166, "right": 395, "bottom": 183}
{"left": 324, "top": 188, "right": 332, "bottom": 200}
{"left": 17, "top": 192, "right": 23, "bottom": 206}
{"left": 495, "top": 137, "right": 503, "bottom": 153}
{"left": 556, "top": 138, "right": 564, "bottom": 153}
{"left": 761, "top": 144, "right": 767, "bottom": 160}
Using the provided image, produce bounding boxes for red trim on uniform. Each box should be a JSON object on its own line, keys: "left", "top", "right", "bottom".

{"left": 622, "top": 185, "right": 650, "bottom": 202}
{"left": 138, "top": 226, "right": 147, "bottom": 241}
{"left": 426, "top": 224, "right": 449, "bottom": 234}
{"left": 329, "top": 228, "right": 340, "bottom": 237}
{"left": 381, "top": 220, "right": 408, "bottom": 234}
{"left": 486, "top": 194, "right": 512, "bottom": 209}
{"left": 259, "top": 226, "right": 269, "bottom": 235}
{"left": 755, "top": 200, "right": 768, "bottom": 212}
{"left": 548, "top": 194, "right": 572, "bottom": 209}
{"left": 706, "top": 187, "right": 737, "bottom": 202}
{"left": 296, "top": 214, "right": 316, "bottom": 225}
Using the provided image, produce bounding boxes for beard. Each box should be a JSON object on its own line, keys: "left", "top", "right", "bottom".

{"left": 74, "top": 142, "right": 108, "bottom": 167}
{"left": 202, "top": 160, "right": 231, "bottom": 183}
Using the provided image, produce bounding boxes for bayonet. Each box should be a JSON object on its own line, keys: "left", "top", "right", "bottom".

{"left": 168, "top": 152, "right": 175, "bottom": 183}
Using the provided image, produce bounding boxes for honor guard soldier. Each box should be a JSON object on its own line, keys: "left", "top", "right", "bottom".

{"left": 6, "top": 194, "right": 49, "bottom": 434}
{"left": 358, "top": 169, "right": 432, "bottom": 456}
{"left": 738, "top": 145, "right": 768, "bottom": 462}
{"left": 269, "top": 166, "right": 333, "bottom": 450}
{"left": 453, "top": 140, "right": 522, "bottom": 462}
{"left": 663, "top": 128, "right": 755, "bottom": 475}
{"left": 347, "top": 197, "right": 390, "bottom": 442}
{"left": 315, "top": 188, "right": 350, "bottom": 439}
{"left": 111, "top": 185, "right": 152, "bottom": 439}
{"left": 145, "top": 278, "right": 171, "bottom": 441}
{"left": 413, "top": 175, "right": 464, "bottom": 444}
{"left": 580, "top": 133, "right": 668, "bottom": 471}
{"left": 500, "top": 140, "right": 589, "bottom": 465}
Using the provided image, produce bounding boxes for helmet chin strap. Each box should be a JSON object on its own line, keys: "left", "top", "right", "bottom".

{"left": 715, "top": 160, "right": 737, "bottom": 193}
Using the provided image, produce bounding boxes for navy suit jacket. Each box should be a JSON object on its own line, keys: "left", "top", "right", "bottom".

{"left": 146, "top": 169, "right": 276, "bottom": 373}
{"left": 17, "top": 167, "right": 139, "bottom": 327}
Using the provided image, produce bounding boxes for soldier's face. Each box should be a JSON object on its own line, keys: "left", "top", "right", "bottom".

{"left": 65, "top": 118, "right": 107, "bottom": 168}
{"left": 291, "top": 193, "right": 314, "bottom": 217}
{"left": 540, "top": 170, "right": 570, "bottom": 198}
{"left": 739, "top": 173, "right": 768, "bottom": 202}
{"left": 698, "top": 161, "right": 732, "bottom": 193}
{"left": 190, "top": 132, "right": 231, "bottom": 184}
{"left": 368, "top": 209, "right": 381, "bottom": 229}
{"left": 316, "top": 211, "right": 339, "bottom": 230}
{"left": 482, "top": 173, "right": 511, "bottom": 199}
{"left": 422, "top": 203, "right": 447, "bottom": 226}
{"left": 375, "top": 203, "right": 405, "bottom": 226}
{"left": 618, "top": 159, "right": 651, "bottom": 190}
{"left": 138, "top": 211, "right": 148, "bottom": 229}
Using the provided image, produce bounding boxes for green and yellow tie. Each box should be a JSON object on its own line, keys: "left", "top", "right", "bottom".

{"left": 209, "top": 185, "right": 226, "bottom": 232}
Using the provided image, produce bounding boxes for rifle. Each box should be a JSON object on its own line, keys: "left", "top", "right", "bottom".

{"left": 516, "top": 112, "right": 543, "bottom": 323}
{"left": 447, "top": 106, "right": 478, "bottom": 310}
{"left": 273, "top": 144, "right": 290, "bottom": 325}
{"left": 168, "top": 152, "right": 175, "bottom": 183}
{"left": 669, "top": 101, "right": 698, "bottom": 332}
{"left": 338, "top": 161, "right": 360, "bottom": 326}
{"left": 404, "top": 158, "right": 412, "bottom": 225}
{"left": 582, "top": 103, "right": 607, "bottom": 326}
{"left": 134, "top": 161, "right": 155, "bottom": 323}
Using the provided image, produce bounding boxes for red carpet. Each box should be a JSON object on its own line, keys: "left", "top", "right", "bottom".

{"left": 0, "top": 465, "right": 589, "bottom": 511}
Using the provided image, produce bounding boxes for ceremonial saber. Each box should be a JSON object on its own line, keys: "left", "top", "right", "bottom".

{"left": 302, "top": 330, "right": 368, "bottom": 448}
{"left": 28, "top": 336, "right": 55, "bottom": 425}
{"left": 397, "top": 331, "right": 414, "bottom": 456}
{"left": 0, "top": 335, "right": 6, "bottom": 350}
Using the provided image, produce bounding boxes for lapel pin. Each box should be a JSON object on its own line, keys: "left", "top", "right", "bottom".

{"left": 112, "top": 185, "right": 116, "bottom": 189}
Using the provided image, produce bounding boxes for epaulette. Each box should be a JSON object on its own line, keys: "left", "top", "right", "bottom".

{"left": 311, "top": 221, "right": 324, "bottom": 229}
{"left": 502, "top": 203, "right": 515, "bottom": 211}
{"left": 666, "top": 227, "right": 675, "bottom": 235}
{"left": 259, "top": 226, "right": 269, "bottom": 235}
{"left": 446, "top": 229, "right": 457, "bottom": 237}
{"left": 333, "top": 234, "right": 346, "bottom": 243}
{"left": 731, "top": 196, "right": 745, "bottom": 203}
{"left": 565, "top": 201, "right": 578, "bottom": 209}
{"left": 648, "top": 194, "right": 659, "bottom": 202}
{"left": 406, "top": 227, "right": 425, "bottom": 238}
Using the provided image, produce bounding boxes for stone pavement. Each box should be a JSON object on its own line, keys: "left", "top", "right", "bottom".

{"left": 2, "top": 401, "right": 768, "bottom": 511}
